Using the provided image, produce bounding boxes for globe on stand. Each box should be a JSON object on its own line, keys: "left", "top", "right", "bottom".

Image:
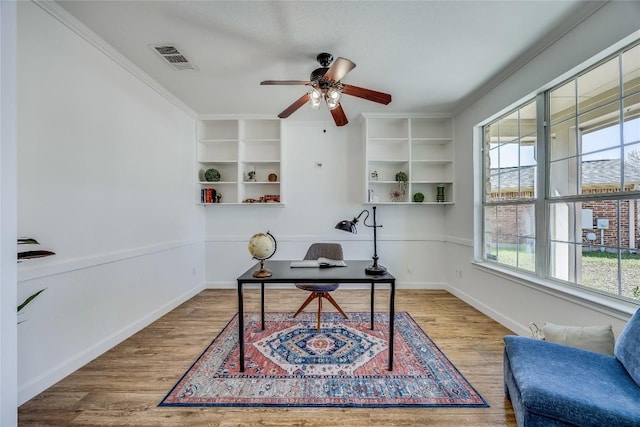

{"left": 248, "top": 231, "right": 277, "bottom": 278}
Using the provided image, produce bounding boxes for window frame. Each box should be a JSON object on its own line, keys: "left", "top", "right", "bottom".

{"left": 479, "top": 39, "right": 640, "bottom": 305}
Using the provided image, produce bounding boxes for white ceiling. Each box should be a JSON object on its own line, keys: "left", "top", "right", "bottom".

{"left": 56, "top": 0, "right": 598, "bottom": 122}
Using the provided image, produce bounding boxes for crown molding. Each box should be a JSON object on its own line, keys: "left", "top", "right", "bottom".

{"left": 33, "top": 1, "right": 197, "bottom": 118}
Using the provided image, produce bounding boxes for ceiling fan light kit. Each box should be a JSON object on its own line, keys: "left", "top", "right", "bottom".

{"left": 261, "top": 52, "right": 392, "bottom": 126}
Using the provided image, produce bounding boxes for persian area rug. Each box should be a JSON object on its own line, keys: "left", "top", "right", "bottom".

{"left": 159, "top": 312, "right": 488, "bottom": 408}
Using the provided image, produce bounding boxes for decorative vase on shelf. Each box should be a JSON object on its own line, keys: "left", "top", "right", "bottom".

{"left": 436, "top": 184, "right": 445, "bottom": 202}
{"left": 204, "top": 168, "right": 221, "bottom": 182}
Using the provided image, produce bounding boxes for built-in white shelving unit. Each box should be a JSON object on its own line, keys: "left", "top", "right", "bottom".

{"left": 363, "top": 114, "right": 454, "bottom": 204}
{"left": 196, "top": 117, "right": 283, "bottom": 205}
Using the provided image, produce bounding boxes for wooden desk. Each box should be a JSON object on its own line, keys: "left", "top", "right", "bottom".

{"left": 236, "top": 260, "right": 396, "bottom": 372}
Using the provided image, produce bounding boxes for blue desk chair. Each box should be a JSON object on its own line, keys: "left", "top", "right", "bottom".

{"left": 293, "top": 243, "right": 348, "bottom": 331}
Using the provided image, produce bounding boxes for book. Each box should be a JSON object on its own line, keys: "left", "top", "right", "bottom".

{"left": 290, "top": 257, "right": 347, "bottom": 268}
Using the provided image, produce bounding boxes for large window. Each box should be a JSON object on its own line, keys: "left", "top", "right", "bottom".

{"left": 481, "top": 41, "right": 640, "bottom": 302}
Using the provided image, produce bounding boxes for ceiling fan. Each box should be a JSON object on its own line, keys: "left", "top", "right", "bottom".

{"left": 261, "top": 53, "right": 392, "bottom": 127}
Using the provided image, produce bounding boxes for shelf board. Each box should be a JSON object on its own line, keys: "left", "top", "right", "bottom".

{"left": 411, "top": 138, "right": 452, "bottom": 143}
{"left": 242, "top": 138, "right": 280, "bottom": 143}
{"left": 199, "top": 139, "right": 238, "bottom": 143}
{"left": 411, "top": 180, "right": 453, "bottom": 184}
{"left": 198, "top": 160, "right": 237, "bottom": 164}
{"left": 368, "top": 159, "right": 410, "bottom": 163}
{"left": 368, "top": 137, "right": 409, "bottom": 141}
{"left": 363, "top": 201, "right": 454, "bottom": 205}
{"left": 411, "top": 159, "right": 452, "bottom": 164}
{"left": 240, "top": 181, "right": 280, "bottom": 184}
{"left": 198, "top": 181, "right": 237, "bottom": 185}
{"left": 239, "top": 160, "right": 280, "bottom": 164}
{"left": 199, "top": 202, "right": 285, "bottom": 207}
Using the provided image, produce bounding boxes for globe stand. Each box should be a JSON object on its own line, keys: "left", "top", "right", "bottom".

{"left": 252, "top": 260, "right": 272, "bottom": 278}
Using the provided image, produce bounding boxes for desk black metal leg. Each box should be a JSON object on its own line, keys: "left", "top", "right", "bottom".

{"left": 261, "top": 282, "right": 265, "bottom": 330}
{"left": 388, "top": 279, "right": 395, "bottom": 371}
{"left": 237, "top": 280, "right": 244, "bottom": 372}
{"left": 370, "top": 282, "right": 375, "bottom": 330}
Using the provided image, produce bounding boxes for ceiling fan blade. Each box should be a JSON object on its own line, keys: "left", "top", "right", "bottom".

{"left": 323, "top": 57, "right": 356, "bottom": 82}
{"left": 342, "top": 84, "right": 392, "bottom": 105}
{"left": 330, "top": 104, "right": 348, "bottom": 127}
{"left": 261, "top": 80, "right": 311, "bottom": 85}
{"left": 278, "top": 93, "right": 309, "bottom": 118}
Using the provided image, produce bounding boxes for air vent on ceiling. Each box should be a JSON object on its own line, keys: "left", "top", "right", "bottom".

{"left": 151, "top": 44, "right": 198, "bottom": 71}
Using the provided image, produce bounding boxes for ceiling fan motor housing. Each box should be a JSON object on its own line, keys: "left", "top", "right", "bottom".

{"left": 310, "top": 67, "right": 331, "bottom": 85}
{"left": 311, "top": 53, "right": 334, "bottom": 86}
{"left": 317, "top": 52, "right": 333, "bottom": 67}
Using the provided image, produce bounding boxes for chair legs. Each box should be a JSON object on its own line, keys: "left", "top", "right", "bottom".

{"left": 293, "top": 291, "right": 348, "bottom": 331}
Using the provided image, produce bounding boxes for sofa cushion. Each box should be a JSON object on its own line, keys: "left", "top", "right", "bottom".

{"left": 504, "top": 336, "right": 640, "bottom": 426}
{"left": 542, "top": 322, "right": 614, "bottom": 355}
{"left": 615, "top": 309, "right": 640, "bottom": 388}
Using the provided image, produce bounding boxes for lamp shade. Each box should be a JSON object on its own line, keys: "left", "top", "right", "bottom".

{"left": 335, "top": 219, "right": 357, "bottom": 233}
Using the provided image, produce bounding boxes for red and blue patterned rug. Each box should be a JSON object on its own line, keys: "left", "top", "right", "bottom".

{"left": 159, "top": 312, "right": 488, "bottom": 408}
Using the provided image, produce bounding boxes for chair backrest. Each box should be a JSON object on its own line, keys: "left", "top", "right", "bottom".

{"left": 304, "top": 243, "right": 343, "bottom": 261}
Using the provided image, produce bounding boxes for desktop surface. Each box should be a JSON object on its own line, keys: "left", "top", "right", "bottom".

{"left": 237, "top": 260, "right": 395, "bottom": 283}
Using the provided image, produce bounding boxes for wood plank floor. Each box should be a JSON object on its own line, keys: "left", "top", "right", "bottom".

{"left": 18, "top": 289, "right": 517, "bottom": 426}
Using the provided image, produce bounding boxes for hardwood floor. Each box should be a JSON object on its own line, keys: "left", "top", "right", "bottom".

{"left": 18, "top": 289, "right": 517, "bottom": 426}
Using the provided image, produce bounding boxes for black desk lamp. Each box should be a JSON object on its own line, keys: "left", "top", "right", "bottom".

{"left": 335, "top": 206, "right": 386, "bottom": 275}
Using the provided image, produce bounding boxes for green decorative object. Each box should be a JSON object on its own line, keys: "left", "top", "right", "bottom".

{"left": 205, "top": 168, "right": 221, "bottom": 182}
{"left": 413, "top": 192, "right": 424, "bottom": 203}
{"left": 437, "top": 184, "right": 446, "bottom": 202}
{"left": 395, "top": 171, "right": 408, "bottom": 182}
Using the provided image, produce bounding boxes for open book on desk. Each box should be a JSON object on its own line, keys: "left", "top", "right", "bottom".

{"left": 290, "top": 257, "right": 347, "bottom": 268}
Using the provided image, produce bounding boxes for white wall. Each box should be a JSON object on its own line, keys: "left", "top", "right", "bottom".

{"left": 16, "top": 2, "right": 204, "bottom": 404}
{"left": 204, "top": 120, "right": 450, "bottom": 289}
{"left": 1, "top": 1, "right": 18, "bottom": 425}
{"left": 447, "top": 1, "right": 640, "bottom": 336}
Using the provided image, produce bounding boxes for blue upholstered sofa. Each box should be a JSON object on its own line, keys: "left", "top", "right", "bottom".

{"left": 503, "top": 309, "right": 640, "bottom": 426}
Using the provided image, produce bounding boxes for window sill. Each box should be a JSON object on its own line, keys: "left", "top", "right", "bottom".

{"left": 471, "top": 260, "right": 638, "bottom": 320}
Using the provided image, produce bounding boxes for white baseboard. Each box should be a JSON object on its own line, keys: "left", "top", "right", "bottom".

{"left": 18, "top": 283, "right": 204, "bottom": 406}
{"left": 443, "top": 283, "right": 529, "bottom": 336}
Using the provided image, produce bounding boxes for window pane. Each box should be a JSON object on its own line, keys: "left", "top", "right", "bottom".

{"left": 550, "top": 158, "right": 578, "bottom": 196}
{"left": 580, "top": 199, "right": 620, "bottom": 249}
{"left": 517, "top": 204, "right": 536, "bottom": 237}
{"left": 550, "top": 80, "right": 575, "bottom": 124}
{"left": 578, "top": 57, "right": 619, "bottom": 114}
{"left": 498, "top": 111, "right": 519, "bottom": 143}
{"left": 518, "top": 237, "right": 535, "bottom": 272}
{"left": 520, "top": 101, "right": 537, "bottom": 137}
{"left": 623, "top": 44, "right": 640, "bottom": 97}
{"left": 497, "top": 238, "right": 517, "bottom": 268}
{"left": 619, "top": 198, "right": 637, "bottom": 250}
{"left": 484, "top": 204, "right": 536, "bottom": 269}
{"left": 517, "top": 204, "right": 536, "bottom": 272}
{"left": 623, "top": 142, "right": 640, "bottom": 189}
{"left": 579, "top": 103, "right": 620, "bottom": 154}
{"left": 621, "top": 254, "right": 640, "bottom": 299}
{"left": 624, "top": 94, "right": 640, "bottom": 145}
{"left": 581, "top": 249, "right": 620, "bottom": 295}
{"left": 581, "top": 150, "right": 621, "bottom": 194}
{"left": 484, "top": 206, "right": 498, "bottom": 259}
{"left": 549, "top": 241, "right": 578, "bottom": 283}
{"left": 549, "top": 202, "right": 581, "bottom": 245}
{"left": 549, "top": 119, "right": 577, "bottom": 161}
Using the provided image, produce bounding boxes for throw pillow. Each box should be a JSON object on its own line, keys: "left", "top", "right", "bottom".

{"left": 542, "top": 322, "right": 615, "bottom": 355}
{"left": 615, "top": 309, "right": 640, "bottom": 387}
